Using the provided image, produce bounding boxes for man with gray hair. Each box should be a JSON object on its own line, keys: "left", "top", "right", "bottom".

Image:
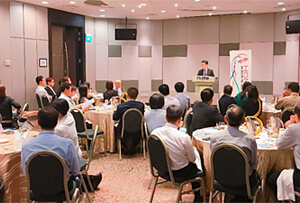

{"left": 113, "top": 79, "right": 122, "bottom": 97}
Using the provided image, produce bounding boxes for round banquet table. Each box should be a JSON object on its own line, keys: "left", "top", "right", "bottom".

{"left": 0, "top": 130, "right": 38, "bottom": 202}
{"left": 85, "top": 109, "right": 116, "bottom": 153}
{"left": 192, "top": 128, "right": 294, "bottom": 202}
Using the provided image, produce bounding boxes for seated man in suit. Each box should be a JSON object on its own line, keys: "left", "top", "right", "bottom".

{"left": 152, "top": 105, "right": 204, "bottom": 202}
{"left": 197, "top": 60, "right": 214, "bottom": 77}
{"left": 45, "top": 77, "right": 57, "bottom": 99}
{"left": 158, "top": 84, "right": 180, "bottom": 110}
{"left": 191, "top": 88, "right": 223, "bottom": 132}
{"left": 210, "top": 105, "right": 260, "bottom": 202}
{"left": 218, "top": 85, "right": 236, "bottom": 116}
{"left": 21, "top": 106, "right": 80, "bottom": 191}
{"left": 113, "top": 87, "right": 144, "bottom": 154}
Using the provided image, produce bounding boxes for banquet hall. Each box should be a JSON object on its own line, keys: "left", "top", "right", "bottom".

{"left": 0, "top": 0, "right": 300, "bottom": 202}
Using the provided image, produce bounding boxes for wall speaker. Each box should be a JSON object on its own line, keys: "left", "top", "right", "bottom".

{"left": 115, "top": 29, "right": 137, "bottom": 40}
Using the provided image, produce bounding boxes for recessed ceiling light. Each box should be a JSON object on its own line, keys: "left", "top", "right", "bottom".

{"left": 176, "top": 15, "right": 180, "bottom": 18}
{"left": 146, "top": 17, "right": 149, "bottom": 20}
{"left": 212, "top": 6, "right": 216, "bottom": 10}
{"left": 100, "top": 9, "right": 105, "bottom": 12}
{"left": 138, "top": 5, "right": 142, "bottom": 8}
{"left": 141, "top": 3, "right": 146, "bottom": 6}
{"left": 161, "top": 10, "right": 166, "bottom": 13}
{"left": 122, "top": 4, "right": 125, "bottom": 7}
{"left": 69, "top": 1, "right": 75, "bottom": 4}
{"left": 278, "top": 2, "right": 284, "bottom": 5}
{"left": 195, "top": 0, "right": 200, "bottom": 2}
{"left": 282, "top": 8, "right": 286, "bottom": 11}
{"left": 209, "top": 13, "right": 212, "bottom": 16}
{"left": 131, "top": 9, "right": 135, "bottom": 12}
{"left": 100, "top": 15, "right": 105, "bottom": 17}
{"left": 175, "top": 3, "right": 178, "bottom": 7}
{"left": 243, "top": 10, "right": 247, "bottom": 14}
{"left": 41, "top": 1, "right": 48, "bottom": 4}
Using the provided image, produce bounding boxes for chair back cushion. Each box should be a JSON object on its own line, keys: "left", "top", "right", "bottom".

{"left": 28, "top": 154, "right": 65, "bottom": 195}
{"left": 213, "top": 145, "right": 246, "bottom": 187}
{"left": 185, "top": 113, "right": 193, "bottom": 135}
{"left": 42, "top": 96, "right": 50, "bottom": 107}
{"left": 36, "top": 94, "right": 43, "bottom": 109}
{"left": 148, "top": 135, "right": 169, "bottom": 177}
{"left": 0, "top": 178, "right": 4, "bottom": 202}
{"left": 71, "top": 109, "right": 85, "bottom": 133}
{"left": 123, "top": 109, "right": 143, "bottom": 133}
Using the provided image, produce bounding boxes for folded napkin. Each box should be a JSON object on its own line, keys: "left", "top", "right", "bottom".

{"left": 277, "top": 169, "right": 295, "bottom": 201}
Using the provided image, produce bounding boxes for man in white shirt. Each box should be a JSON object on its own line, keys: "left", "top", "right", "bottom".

{"left": 113, "top": 79, "right": 122, "bottom": 97}
{"left": 51, "top": 99, "right": 82, "bottom": 158}
{"left": 35, "top": 75, "right": 51, "bottom": 100}
{"left": 158, "top": 84, "right": 180, "bottom": 110}
{"left": 174, "top": 82, "right": 190, "bottom": 113}
{"left": 152, "top": 105, "right": 203, "bottom": 202}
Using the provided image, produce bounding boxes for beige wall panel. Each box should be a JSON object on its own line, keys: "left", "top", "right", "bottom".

{"left": 25, "top": 40, "right": 38, "bottom": 110}
{"left": 187, "top": 44, "right": 219, "bottom": 79}
{"left": 138, "top": 20, "right": 155, "bottom": 45}
{"left": 152, "top": 45, "right": 163, "bottom": 79}
{"left": 163, "top": 18, "right": 188, "bottom": 45}
{"left": 139, "top": 58, "right": 151, "bottom": 91}
{"left": 240, "top": 42, "right": 273, "bottom": 81}
{"left": 240, "top": 13, "right": 274, "bottom": 43}
{"left": 36, "top": 7, "right": 48, "bottom": 40}
{"left": 95, "top": 45, "right": 108, "bottom": 80}
{"left": 24, "top": 4, "right": 36, "bottom": 39}
{"left": 11, "top": 38, "right": 25, "bottom": 105}
{"left": 151, "top": 20, "right": 163, "bottom": 46}
{"left": 85, "top": 17, "right": 96, "bottom": 88}
{"left": 95, "top": 18, "right": 108, "bottom": 45}
{"left": 163, "top": 58, "right": 188, "bottom": 95}
{"left": 37, "top": 40, "right": 49, "bottom": 77}
{"left": 188, "top": 16, "right": 219, "bottom": 44}
{"left": 108, "top": 58, "right": 122, "bottom": 81}
{"left": 10, "top": 2, "right": 23, "bottom": 38}
{"left": 273, "top": 40, "right": 299, "bottom": 94}
{"left": 122, "top": 45, "right": 139, "bottom": 79}
{"left": 218, "top": 56, "right": 231, "bottom": 96}
{"left": 220, "top": 15, "right": 240, "bottom": 43}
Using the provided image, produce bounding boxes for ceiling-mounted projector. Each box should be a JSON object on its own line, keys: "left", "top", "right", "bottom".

{"left": 115, "top": 17, "right": 137, "bottom": 40}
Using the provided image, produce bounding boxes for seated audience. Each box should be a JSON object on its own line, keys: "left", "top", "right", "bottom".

{"left": 21, "top": 106, "right": 80, "bottom": 188}
{"left": 158, "top": 84, "right": 180, "bottom": 110}
{"left": 144, "top": 93, "right": 166, "bottom": 133}
{"left": 58, "top": 76, "right": 72, "bottom": 85}
{"left": 51, "top": 99, "right": 82, "bottom": 158}
{"left": 113, "top": 80, "right": 122, "bottom": 97}
{"left": 35, "top": 75, "right": 51, "bottom": 100}
{"left": 275, "top": 82, "right": 300, "bottom": 115}
{"left": 0, "top": 85, "right": 21, "bottom": 127}
{"left": 191, "top": 88, "right": 223, "bottom": 132}
{"left": 58, "top": 83, "right": 83, "bottom": 112}
{"left": 242, "top": 85, "right": 262, "bottom": 117}
{"left": 79, "top": 85, "right": 89, "bottom": 104}
{"left": 113, "top": 87, "right": 144, "bottom": 154}
{"left": 218, "top": 85, "right": 236, "bottom": 116}
{"left": 104, "top": 81, "right": 118, "bottom": 102}
{"left": 83, "top": 81, "right": 94, "bottom": 99}
{"left": 45, "top": 77, "right": 57, "bottom": 99}
{"left": 210, "top": 105, "right": 259, "bottom": 202}
{"left": 174, "top": 82, "right": 190, "bottom": 114}
{"left": 152, "top": 105, "right": 204, "bottom": 202}
{"left": 235, "top": 81, "right": 252, "bottom": 106}
{"left": 267, "top": 102, "right": 300, "bottom": 198}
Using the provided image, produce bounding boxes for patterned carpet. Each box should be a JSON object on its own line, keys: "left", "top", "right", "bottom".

{"left": 85, "top": 153, "right": 194, "bottom": 202}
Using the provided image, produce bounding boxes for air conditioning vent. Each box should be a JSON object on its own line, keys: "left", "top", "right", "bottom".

{"left": 84, "top": 0, "right": 108, "bottom": 6}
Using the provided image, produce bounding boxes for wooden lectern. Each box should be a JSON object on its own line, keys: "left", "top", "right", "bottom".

{"left": 192, "top": 76, "right": 215, "bottom": 100}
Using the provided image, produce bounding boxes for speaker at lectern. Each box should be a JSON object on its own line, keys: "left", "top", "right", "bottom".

{"left": 192, "top": 76, "right": 215, "bottom": 100}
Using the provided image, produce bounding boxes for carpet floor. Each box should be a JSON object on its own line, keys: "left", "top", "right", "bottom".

{"left": 84, "top": 153, "right": 195, "bottom": 202}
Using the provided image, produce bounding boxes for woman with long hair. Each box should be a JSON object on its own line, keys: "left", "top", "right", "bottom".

{"left": 242, "top": 85, "right": 262, "bottom": 117}
{"left": 103, "top": 81, "right": 118, "bottom": 102}
{"left": 236, "top": 81, "right": 252, "bottom": 106}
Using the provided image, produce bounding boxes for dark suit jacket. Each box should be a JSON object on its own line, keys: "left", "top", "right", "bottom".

{"left": 45, "top": 86, "right": 57, "bottom": 97}
{"left": 218, "top": 94, "right": 237, "bottom": 116}
{"left": 113, "top": 100, "right": 145, "bottom": 141}
{"left": 191, "top": 101, "right": 223, "bottom": 132}
{"left": 242, "top": 98, "right": 262, "bottom": 117}
{"left": 197, "top": 68, "right": 214, "bottom": 77}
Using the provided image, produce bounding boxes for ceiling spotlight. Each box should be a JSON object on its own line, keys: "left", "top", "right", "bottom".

{"left": 278, "top": 2, "right": 284, "bottom": 5}
{"left": 41, "top": 1, "right": 48, "bottom": 4}
{"left": 69, "top": 1, "right": 75, "bottom": 4}
{"left": 100, "top": 9, "right": 105, "bottom": 12}
{"left": 141, "top": 3, "right": 146, "bottom": 6}
{"left": 175, "top": 3, "right": 178, "bottom": 7}
{"left": 138, "top": 5, "right": 142, "bottom": 8}
{"left": 161, "top": 10, "right": 166, "bottom": 13}
{"left": 176, "top": 15, "right": 180, "bottom": 18}
{"left": 122, "top": 4, "right": 125, "bottom": 7}
{"left": 195, "top": 0, "right": 200, "bottom": 2}
{"left": 209, "top": 13, "right": 212, "bottom": 16}
{"left": 243, "top": 10, "right": 247, "bottom": 14}
{"left": 131, "top": 9, "right": 135, "bottom": 12}
{"left": 146, "top": 17, "right": 149, "bottom": 20}
{"left": 282, "top": 8, "right": 286, "bottom": 11}
{"left": 100, "top": 15, "right": 105, "bottom": 17}
{"left": 212, "top": 6, "right": 216, "bottom": 10}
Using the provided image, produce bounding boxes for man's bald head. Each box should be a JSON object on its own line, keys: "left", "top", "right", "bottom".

{"left": 226, "top": 105, "right": 245, "bottom": 127}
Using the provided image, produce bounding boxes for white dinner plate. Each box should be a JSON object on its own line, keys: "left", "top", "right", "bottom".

{"left": 0, "top": 138, "right": 9, "bottom": 144}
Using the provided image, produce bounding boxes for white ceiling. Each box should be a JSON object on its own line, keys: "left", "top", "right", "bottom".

{"left": 16, "top": 0, "right": 300, "bottom": 20}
